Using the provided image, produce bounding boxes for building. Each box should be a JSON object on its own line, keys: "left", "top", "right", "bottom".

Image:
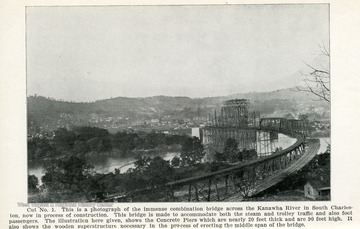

{"left": 304, "top": 179, "right": 330, "bottom": 200}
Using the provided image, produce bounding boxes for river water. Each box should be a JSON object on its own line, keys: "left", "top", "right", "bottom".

{"left": 318, "top": 137, "right": 330, "bottom": 154}
{"left": 28, "top": 135, "right": 329, "bottom": 183}
{"left": 86, "top": 151, "right": 180, "bottom": 174}
{"left": 28, "top": 151, "right": 180, "bottom": 185}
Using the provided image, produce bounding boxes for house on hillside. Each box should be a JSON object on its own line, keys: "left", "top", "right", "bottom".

{"left": 304, "top": 179, "right": 330, "bottom": 200}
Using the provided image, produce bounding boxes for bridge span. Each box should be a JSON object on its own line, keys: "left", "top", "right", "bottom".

{"left": 162, "top": 130, "right": 319, "bottom": 202}
{"left": 96, "top": 113, "right": 319, "bottom": 202}
{"left": 224, "top": 138, "right": 320, "bottom": 201}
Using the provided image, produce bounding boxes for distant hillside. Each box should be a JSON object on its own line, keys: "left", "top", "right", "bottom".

{"left": 227, "top": 87, "right": 324, "bottom": 102}
{"left": 27, "top": 87, "right": 329, "bottom": 133}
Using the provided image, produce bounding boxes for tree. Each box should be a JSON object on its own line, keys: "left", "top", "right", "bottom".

{"left": 122, "top": 169, "right": 146, "bottom": 193}
{"left": 41, "top": 156, "right": 95, "bottom": 201}
{"left": 113, "top": 131, "right": 137, "bottom": 153}
{"left": 223, "top": 138, "right": 240, "bottom": 162}
{"left": 134, "top": 155, "right": 151, "bottom": 172}
{"left": 214, "top": 152, "right": 226, "bottom": 162}
{"left": 73, "top": 140, "right": 90, "bottom": 155}
{"left": 53, "top": 128, "right": 77, "bottom": 151}
{"left": 238, "top": 178, "right": 257, "bottom": 199}
{"left": 144, "top": 130, "right": 160, "bottom": 149}
{"left": 171, "top": 156, "right": 180, "bottom": 167}
{"left": 121, "top": 156, "right": 174, "bottom": 199}
{"left": 235, "top": 170, "right": 258, "bottom": 199}
{"left": 87, "top": 137, "right": 101, "bottom": 152}
{"left": 297, "top": 45, "right": 330, "bottom": 103}
{"left": 28, "top": 137, "right": 54, "bottom": 160}
{"left": 277, "top": 172, "right": 306, "bottom": 191}
{"left": 242, "top": 149, "right": 257, "bottom": 161}
{"left": 180, "top": 137, "right": 204, "bottom": 166}
{"left": 97, "top": 136, "right": 112, "bottom": 152}
{"left": 28, "top": 174, "right": 39, "bottom": 193}
{"left": 143, "top": 157, "right": 174, "bottom": 189}
{"left": 73, "top": 126, "right": 109, "bottom": 141}
{"left": 86, "top": 136, "right": 112, "bottom": 153}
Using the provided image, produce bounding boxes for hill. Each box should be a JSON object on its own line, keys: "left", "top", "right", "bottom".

{"left": 27, "top": 87, "right": 329, "bottom": 134}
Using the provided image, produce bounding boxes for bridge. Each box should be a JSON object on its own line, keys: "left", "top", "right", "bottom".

{"left": 94, "top": 99, "right": 323, "bottom": 202}
{"left": 97, "top": 116, "right": 320, "bottom": 202}
{"left": 162, "top": 121, "right": 319, "bottom": 202}
{"left": 225, "top": 138, "right": 320, "bottom": 201}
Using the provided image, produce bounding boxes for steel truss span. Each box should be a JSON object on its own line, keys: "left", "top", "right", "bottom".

{"left": 163, "top": 100, "right": 309, "bottom": 202}
{"left": 97, "top": 99, "right": 310, "bottom": 202}
{"left": 203, "top": 99, "right": 305, "bottom": 156}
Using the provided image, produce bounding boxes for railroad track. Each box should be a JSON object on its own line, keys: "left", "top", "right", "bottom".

{"left": 225, "top": 139, "right": 321, "bottom": 201}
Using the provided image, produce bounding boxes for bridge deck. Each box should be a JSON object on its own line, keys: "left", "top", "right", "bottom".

{"left": 224, "top": 138, "right": 321, "bottom": 201}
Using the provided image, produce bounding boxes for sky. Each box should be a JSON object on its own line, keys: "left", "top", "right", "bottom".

{"left": 27, "top": 5, "right": 329, "bottom": 102}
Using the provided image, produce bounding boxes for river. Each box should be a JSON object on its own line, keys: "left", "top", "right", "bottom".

{"left": 28, "top": 151, "right": 180, "bottom": 185}
{"left": 28, "top": 135, "right": 328, "bottom": 183}
{"left": 86, "top": 151, "right": 180, "bottom": 174}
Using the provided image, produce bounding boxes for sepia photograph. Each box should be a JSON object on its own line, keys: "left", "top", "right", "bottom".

{"left": 26, "top": 4, "right": 330, "bottom": 203}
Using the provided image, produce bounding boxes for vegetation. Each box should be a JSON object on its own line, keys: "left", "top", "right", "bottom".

{"left": 141, "top": 157, "right": 174, "bottom": 189}
{"left": 29, "top": 155, "right": 176, "bottom": 202}
{"left": 297, "top": 45, "right": 330, "bottom": 103}
{"left": 28, "top": 126, "right": 190, "bottom": 160}
{"left": 28, "top": 127, "right": 211, "bottom": 202}
{"left": 40, "top": 156, "right": 95, "bottom": 202}
{"left": 253, "top": 149, "right": 330, "bottom": 200}
{"left": 171, "top": 156, "right": 180, "bottom": 167}
{"left": 237, "top": 176, "right": 258, "bottom": 199}
{"left": 223, "top": 138, "right": 241, "bottom": 162}
{"left": 218, "top": 138, "right": 258, "bottom": 163}
{"left": 27, "top": 87, "right": 329, "bottom": 134}
{"left": 180, "top": 137, "right": 204, "bottom": 166}
{"left": 28, "top": 174, "right": 39, "bottom": 194}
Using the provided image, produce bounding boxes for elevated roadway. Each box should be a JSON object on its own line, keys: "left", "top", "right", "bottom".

{"left": 225, "top": 138, "right": 320, "bottom": 201}
{"left": 96, "top": 119, "right": 319, "bottom": 202}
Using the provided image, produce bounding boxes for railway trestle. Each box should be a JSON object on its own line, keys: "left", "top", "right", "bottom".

{"left": 165, "top": 133, "right": 306, "bottom": 201}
